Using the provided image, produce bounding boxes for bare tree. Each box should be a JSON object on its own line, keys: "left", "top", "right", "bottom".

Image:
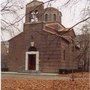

{"left": 76, "top": 25, "right": 90, "bottom": 71}
{"left": 1, "top": 0, "right": 57, "bottom": 41}
{"left": 1, "top": 0, "right": 25, "bottom": 40}
{"left": 60, "top": 0, "right": 90, "bottom": 80}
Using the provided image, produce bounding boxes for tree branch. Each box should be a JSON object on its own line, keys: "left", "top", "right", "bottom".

{"left": 69, "top": 17, "right": 90, "bottom": 30}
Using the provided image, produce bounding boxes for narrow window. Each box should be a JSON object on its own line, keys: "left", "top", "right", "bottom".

{"left": 29, "top": 11, "right": 32, "bottom": 22}
{"left": 53, "top": 14, "right": 56, "bottom": 21}
{"left": 63, "top": 50, "right": 65, "bottom": 60}
{"left": 45, "top": 14, "right": 48, "bottom": 21}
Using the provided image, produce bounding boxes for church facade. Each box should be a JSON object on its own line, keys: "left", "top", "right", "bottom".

{"left": 7, "top": 0, "right": 79, "bottom": 73}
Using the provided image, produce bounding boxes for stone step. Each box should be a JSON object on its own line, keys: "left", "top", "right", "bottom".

{"left": 18, "top": 70, "right": 41, "bottom": 74}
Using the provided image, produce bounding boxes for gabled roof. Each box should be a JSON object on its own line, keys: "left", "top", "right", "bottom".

{"left": 43, "top": 23, "right": 80, "bottom": 49}
{"left": 43, "top": 23, "right": 75, "bottom": 43}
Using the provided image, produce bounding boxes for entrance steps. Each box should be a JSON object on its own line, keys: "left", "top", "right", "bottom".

{"left": 18, "top": 70, "right": 41, "bottom": 75}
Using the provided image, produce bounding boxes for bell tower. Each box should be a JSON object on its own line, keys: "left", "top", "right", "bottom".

{"left": 25, "top": 0, "right": 44, "bottom": 23}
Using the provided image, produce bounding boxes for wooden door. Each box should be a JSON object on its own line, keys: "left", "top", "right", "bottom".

{"left": 28, "top": 54, "right": 36, "bottom": 70}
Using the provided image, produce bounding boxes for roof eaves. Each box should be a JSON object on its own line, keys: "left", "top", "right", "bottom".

{"left": 8, "top": 32, "right": 23, "bottom": 42}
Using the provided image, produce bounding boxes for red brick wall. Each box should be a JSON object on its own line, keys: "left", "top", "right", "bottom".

{"left": 8, "top": 33, "right": 25, "bottom": 71}
{"left": 8, "top": 22, "right": 78, "bottom": 72}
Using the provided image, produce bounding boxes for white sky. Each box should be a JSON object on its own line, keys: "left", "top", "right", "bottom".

{"left": 1, "top": 0, "right": 90, "bottom": 40}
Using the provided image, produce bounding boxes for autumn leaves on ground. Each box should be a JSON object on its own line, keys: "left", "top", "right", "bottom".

{"left": 2, "top": 72, "right": 90, "bottom": 90}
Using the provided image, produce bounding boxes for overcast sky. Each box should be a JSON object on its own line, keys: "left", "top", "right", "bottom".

{"left": 1, "top": 0, "right": 90, "bottom": 40}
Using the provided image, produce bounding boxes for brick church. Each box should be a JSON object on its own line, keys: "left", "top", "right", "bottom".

{"left": 7, "top": 0, "right": 79, "bottom": 73}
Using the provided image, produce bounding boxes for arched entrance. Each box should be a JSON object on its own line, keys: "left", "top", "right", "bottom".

{"left": 25, "top": 46, "right": 39, "bottom": 71}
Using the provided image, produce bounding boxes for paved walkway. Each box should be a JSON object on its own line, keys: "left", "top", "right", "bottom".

{"left": 2, "top": 72, "right": 71, "bottom": 80}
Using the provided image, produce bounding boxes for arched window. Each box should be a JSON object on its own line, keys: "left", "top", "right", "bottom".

{"left": 30, "top": 10, "right": 39, "bottom": 22}
{"left": 53, "top": 14, "right": 56, "bottom": 21}
{"left": 45, "top": 14, "right": 48, "bottom": 21}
